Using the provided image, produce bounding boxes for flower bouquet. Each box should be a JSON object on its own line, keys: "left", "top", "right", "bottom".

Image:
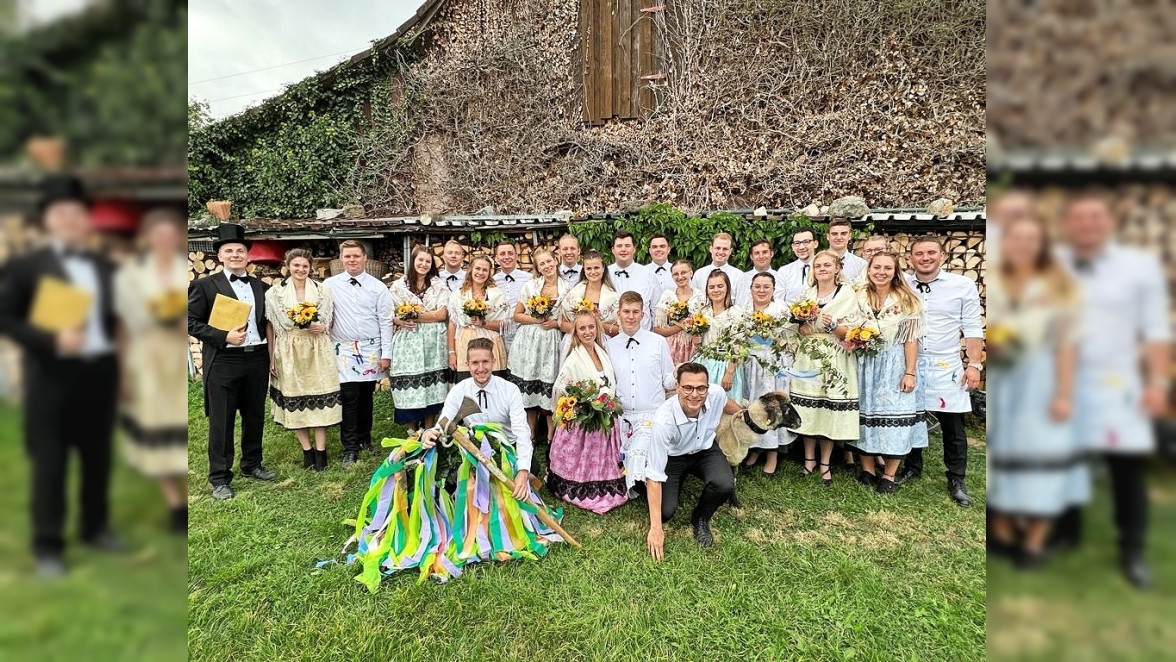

{"left": 396, "top": 301, "right": 423, "bottom": 321}
{"left": 462, "top": 298, "right": 488, "bottom": 321}
{"left": 985, "top": 323, "right": 1023, "bottom": 367}
{"left": 554, "top": 380, "right": 622, "bottom": 434}
{"left": 666, "top": 299, "right": 691, "bottom": 325}
{"left": 148, "top": 289, "right": 187, "bottom": 326}
{"left": 840, "top": 325, "right": 884, "bottom": 356}
{"left": 574, "top": 298, "right": 597, "bottom": 314}
{"left": 681, "top": 312, "right": 710, "bottom": 336}
{"left": 789, "top": 299, "right": 820, "bottom": 325}
{"left": 288, "top": 302, "right": 320, "bottom": 329}
{"left": 748, "top": 310, "right": 781, "bottom": 345}
{"left": 525, "top": 293, "right": 554, "bottom": 319}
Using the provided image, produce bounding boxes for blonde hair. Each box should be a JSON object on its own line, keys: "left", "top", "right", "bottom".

{"left": 998, "top": 216, "right": 1078, "bottom": 305}
{"left": 864, "top": 253, "right": 922, "bottom": 315}
{"left": 566, "top": 310, "right": 607, "bottom": 359}
{"left": 809, "top": 250, "right": 845, "bottom": 287}
{"left": 460, "top": 255, "right": 499, "bottom": 294}
{"left": 532, "top": 248, "right": 555, "bottom": 278}
{"left": 712, "top": 232, "right": 733, "bottom": 246}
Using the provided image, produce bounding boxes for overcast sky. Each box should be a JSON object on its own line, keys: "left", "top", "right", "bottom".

{"left": 189, "top": 0, "right": 419, "bottom": 119}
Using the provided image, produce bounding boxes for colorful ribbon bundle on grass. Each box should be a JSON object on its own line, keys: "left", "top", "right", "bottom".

{"left": 340, "top": 423, "right": 565, "bottom": 592}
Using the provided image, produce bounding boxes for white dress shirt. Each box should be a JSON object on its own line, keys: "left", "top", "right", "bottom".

{"left": 493, "top": 268, "right": 532, "bottom": 349}
{"left": 435, "top": 375, "right": 533, "bottom": 471}
{"left": 605, "top": 329, "right": 676, "bottom": 413}
{"left": 440, "top": 267, "right": 466, "bottom": 291}
{"left": 323, "top": 271, "right": 394, "bottom": 381}
{"left": 558, "top": 263, "right": 583, "bottom": 288}
{"left": 904, "top": 269, "right": 984, "bottom": 357}
{"left": 223, "top": 270, "right": 265, "bottom": 348}
{"left": 776, "top": 259, "right": 813, "bottom": 305}
{"left": 734, "top": 267, "right": 786, "bottom": 307}
{"left": 836, "top": 252, "right": 868, "bottom": 282}
{"left": 608, "top": 261, "right": 659, "bottom": 330}
{"left": 691, "top": 263, "right": 744, "bottom": 293}
{"left": 646, "top": 386, "right": 729, "bottom": 482}
{"left": 646, "top": 260, "right": 676, "bottom": 295}
{"left": 55, "top": 243, "right": 114, "bottom": 355}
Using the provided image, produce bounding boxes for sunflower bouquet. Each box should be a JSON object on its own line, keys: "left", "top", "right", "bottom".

{"left": 748, "top": 310, "right": 781, "bottom": 344}
{"left": 525, "top": 293, "right": 554, "bottom": 319}
{"left": 789, "top": 299, "right": 820, "bottom": 325}
{"left": 553, "top": 380, "right": 622, "bottom": 434}
{"left": 148, "top": 289, "right": 187, "bottom": 326}
{"left": 287, "top": 302, "right": 320, "bottom": 329}
{"left": 666, "top": 299, "right": 691, "bottom": 325}
{"left": 462, "top": 298, "right": 488, "bottom": 321}
{"left": 985, "top": 323, "right": 1023, "bottom": 367}
{"left": 574, "top": 298, "right": 597, "bottom": 314}
{"left": 395, "top": 301, "right": 423, "bottom": 322}
{"left": 681, "top": 312, "right": 710, "bottom": 336}
{"left": 839, "top": 324, "right": 884, "bottom": 356}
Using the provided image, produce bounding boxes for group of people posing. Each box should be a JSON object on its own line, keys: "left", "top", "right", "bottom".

{"left": 190, "top": 220, "right": 984, "bottom": 559}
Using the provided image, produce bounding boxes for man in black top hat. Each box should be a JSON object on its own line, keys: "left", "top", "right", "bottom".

{"left": 0, "top": 174, "right": 124, "bottom": 578}
{"left": 188, "top": 223, "right": 276, "bottom": 501}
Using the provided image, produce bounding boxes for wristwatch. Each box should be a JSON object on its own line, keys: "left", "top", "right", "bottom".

{"left": 967, "top": 362, "right": 984, "bottom": 372}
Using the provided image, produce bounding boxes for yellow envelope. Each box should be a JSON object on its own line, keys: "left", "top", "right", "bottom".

{"left": 30, "top": 277, "right": 91, "bottom": 332}
{"left": 208, "top": 293, "right": 252, "bottom": 332}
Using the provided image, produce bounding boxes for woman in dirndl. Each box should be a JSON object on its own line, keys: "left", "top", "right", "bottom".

{"left": 692, "top": 269, "right": 746, "bottom": 398}
{"left": 447, "top": 255, "right": 509, "bottom": 380}
{"left": 388, "top": 245, "right": 450, "bottom": 429}
{"left": 740, "top": 271, "right": 796, "bottom": 475}
{"left": 653, "top": 259, "right": 707, "bottom": 365}
{"left": 507, "top": 248, "right": 569, "bottom": 438}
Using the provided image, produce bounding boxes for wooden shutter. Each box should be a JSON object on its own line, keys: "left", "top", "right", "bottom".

{"left": 580, "top": 0, "right": 662, "bottom": 124}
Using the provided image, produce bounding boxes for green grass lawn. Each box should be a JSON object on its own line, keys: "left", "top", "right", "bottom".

{"left": 188, "top": 381, "right": 986, "bottom": 661}
{"left": 0, "top": 401, "right": 187, "bottom": 661}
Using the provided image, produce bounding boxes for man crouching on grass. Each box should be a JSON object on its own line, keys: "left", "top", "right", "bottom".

{"left": 646, "top": 362, "right": 744, "bottom": 560}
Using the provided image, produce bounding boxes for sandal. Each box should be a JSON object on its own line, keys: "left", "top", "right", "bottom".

{"left": 820, "top": 461, "right": 833, "bottom": 488}
{"left": 800, "top": 456, "right": 817, "bottom": 477}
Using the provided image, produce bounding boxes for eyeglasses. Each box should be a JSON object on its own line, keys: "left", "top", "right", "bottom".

{"left": 679, "top": 385, "right": 710, "bottom": 395}
{"left": 792, "top": 240, "right": 815, "bottom": 246}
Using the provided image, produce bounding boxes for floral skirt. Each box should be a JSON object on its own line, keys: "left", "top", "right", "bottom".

{"left": 453, "top": 326, "right": 508, "bottom": 381}
{"left": 850, "top": 344, "right": 929, "bottom": 457}
{"left": 505, "top": 323, "right": 562, "bottom": 410}
{"left": 547, "top": 423, "right": 627, "bottom": 514}
{"left": 389, "top": 322, "right": 449, "bottom": 422}
{"left": 272, "top": 331, "right": 343, "bottom": 429}
{"left": 667, "top": 330, "right": 700, "bottom": 366}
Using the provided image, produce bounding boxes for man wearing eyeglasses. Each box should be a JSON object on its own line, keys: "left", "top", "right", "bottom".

{"left": 645, "top": 362, "right": 744, "bottom": 560}
{"left": 851, "top": 235, "right": 890, "bottom": 289}
{"left": 777, "top": 228, "right": 817, "bottom": 304}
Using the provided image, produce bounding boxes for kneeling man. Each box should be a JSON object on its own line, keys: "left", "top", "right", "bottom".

{"left": 646, "top": 362, "right": 743, "bottom": 559}
{"left": 420, "top": 338, "right": 532, "bottom": 499}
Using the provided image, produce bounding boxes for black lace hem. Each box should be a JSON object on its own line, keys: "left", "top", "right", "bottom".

{"left": 389, "top": 368, "right": 450, "bottom": 391}
{"left": 791, "top": 394, "right": 859, "bottom": 412}
{"left": 269, "top": 387, "right": 342, "bottom": 412}
{"left": 860, "top": 412, "right": 926, "bottom": 428}
{"left": 119, "top": 415, "right": 187, "bottom": 448}
{"left": 505, "top": 373, "right": 556, "bottom": 396}
{"left": 991, "top": 454, "right": 1089, "bottom": 471}
{"left": 545, "top": 471, "right": 627, "bottom": 501}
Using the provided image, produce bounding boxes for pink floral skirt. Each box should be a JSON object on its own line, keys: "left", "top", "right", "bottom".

{"left": 546, "top": 423, "right": 628, "bottom": 514}
{"left": 667, "top": 330, "right": 700, "bottom": 366}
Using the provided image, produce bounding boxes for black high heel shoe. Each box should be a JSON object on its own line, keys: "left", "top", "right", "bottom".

{"left": 800, "top": 456, "right": 817, "bottom": 477}
{"left": 819, "top": 461, "right": 833, "bottom": 488}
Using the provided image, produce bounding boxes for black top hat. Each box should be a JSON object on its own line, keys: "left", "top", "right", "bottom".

{"left": 212, "top": 223, "right": 252, "bottom": 251}
{"left": 37, "top": 174, "right": 90, "bottom": 217}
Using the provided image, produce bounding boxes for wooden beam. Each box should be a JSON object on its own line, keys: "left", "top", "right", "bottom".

{"left": 617, "top": 0, "right": 633, "bottom": 119}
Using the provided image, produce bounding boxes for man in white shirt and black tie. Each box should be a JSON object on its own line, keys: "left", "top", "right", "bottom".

{"left": 323, "top": 240, "right": 394, "bottom": 467}
{"left": 608, "top": 231, "right": 659, "bottom": 330}
{"left": 777, "top": 228, "right": 817, "bottom": 304}
{"left": 827, "top": 218, "right": 867, "bottom": 282}
{"left": 735, "top": 238, "right": 786, "bottom": 307}
{"left": 439, "top": 240, "right": 466, "bottom": 291}
{"left": 420, "top": 338, "right": 533, "bottom": 499}
{"left": 557, "top": 233, "right": 583, "bottom": 287}
{"left": 492, "top": 240, "right": 532, "bottom": 352}
{"left": 606, "top": 292, "right": 677, "bottom": 497}
{"left": 646, "top": 233, "right": 675, "bottom": 295}
{"left": 899, "top": 235, "right": 984, "bottom": 507}
{"left": 691, "top": 232, "right": 743, "bottom": 291}
{"left": 645, "top": 363, "right": 744, "bottom": 559}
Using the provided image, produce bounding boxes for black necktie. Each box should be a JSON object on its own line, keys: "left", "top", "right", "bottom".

{"left": 626, "top": 337, "right": 639, "bottom": 349}
{"left": 477, "top": 389, "right": 488, "bottom": 408}
{"left": 616, "top": 269, "right": 629, "bottom": 278}
{"left": 915, "top": 281, "right": 931, "bottom": 294}
{"left": 504, "top": 274, "right": 515, "bottom": 283}
{"left": 802, "top": 264, "right": 810, "bottom": 282}
{"left": 446, "top": 274, "right": 458, "bottom": 282}
{"left": 348, "top": 277, "right": 360, "bottom": 286}
{"left": 564, "top": 269, "right": 576, "bottom": 276}
{"left": 655, "top": 265, "right": 666, "bottom": 273}
{"left": 1074, "top": 258, "right": 1093, "bottom": 274}
{"left": 230, "top": 273, "right": 251, "bottom": 283}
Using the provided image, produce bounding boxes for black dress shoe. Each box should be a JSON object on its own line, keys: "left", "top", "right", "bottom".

{"left": 313, "top": 449, "right": 328, "bottom": 472}
{"left": 947, "top": 477, "right": 972, "bottom": 507}
{"left": 170, "top": 507, "right": 187, "bottom": 534}
{"left": 35, "top": 555, "right": 67, "bottom": 579}
{"left": 1122, "top": 554, "right": 1154, "bottom": 590}
{"left": 302, "top": 449, "right": 315, "bottom": 469}
{"left": 856, "top": 470, "right": 878, "bottom": 488}
{"left": 894, "top": 467, "right": 921, "bottom": 486}
{"left": 211, "top": 484, "right": 234, "bottom": 500}
{"left": 987, "top": 537, "right": 1017, "bottom": 560}
{"left": 1015, "top": 547, "right": 1049, "bottom": 571}
{"left": 243, "top": 465, "right": 276, "bottom": 481}
{"left": 341, "top": 452, "right": 358, "bottom": 468}
{"left": 83, "top": 530, "right": 127, "bottom": 553}
{"left": 875, "top": 477, "right": 898, "bottom": 494}
{"left": 692, "top": 518, "right": 715, "bottom": 547}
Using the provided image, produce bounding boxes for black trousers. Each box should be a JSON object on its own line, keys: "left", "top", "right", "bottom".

{"left": 25, "top": 354, "right": 118, "bottom": 556}
{"left": 1054, "top": 454, "right": 1148, "bottom": 557}
{"left": 205, "top": 349, "right": 269, "bottom": 486}
{"left": 340, "top": 381, "right": 376, "bottom": 453}
{"left": 904, "top": 411, "right": 968, "bottom": 479}
{"left": 659, "top": 444, "right": 735, "bottom": 524}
